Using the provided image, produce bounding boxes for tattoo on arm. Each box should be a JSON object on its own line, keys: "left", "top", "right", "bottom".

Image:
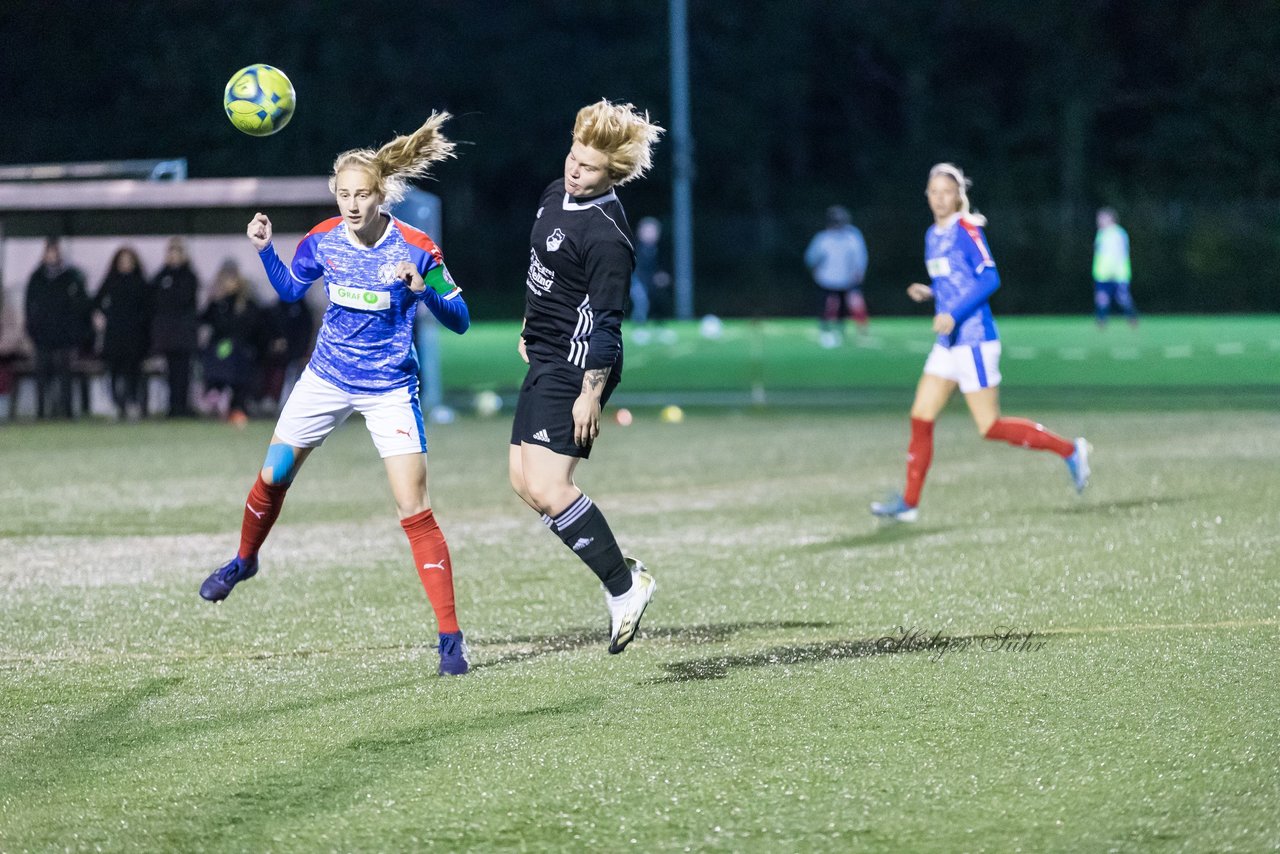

{"left": 582, "top": 368, "right": 611, "bottom": 396}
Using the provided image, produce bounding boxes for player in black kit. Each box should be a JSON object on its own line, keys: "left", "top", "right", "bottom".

{"left": 510, "top": 100, "right": 664, "bottom": 654}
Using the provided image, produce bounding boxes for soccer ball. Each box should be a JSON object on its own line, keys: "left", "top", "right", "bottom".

{"left": 223, "top": 64, "right": 295, "bottom": 137}
{"left": 473, "top": 390, "right": 503, "bottom": 417}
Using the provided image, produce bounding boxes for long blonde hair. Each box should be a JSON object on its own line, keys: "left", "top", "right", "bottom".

{"left": 573, "top": 100, "right": 664, "bottom": 186}
{"left": 329, "top": 111, "right": 456, "bottom": 204}
{"left": 928, "top": 162, "right": 987, "bottom": 226}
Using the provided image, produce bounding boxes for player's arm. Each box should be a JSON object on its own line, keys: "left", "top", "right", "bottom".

{"left": 946, "top": 226, "right": 1000, "bottom": 325}
{"left": 571, "top": 235, "right": 630, "bottom": 447}
{"left": 250, "top": 213, "right": 319, "bottom": 303}
{"left": 399, "top": 255, "right": 470, "bottom": 335}
{"left": 573, "top": 366, "right": 611, "bottom": 447}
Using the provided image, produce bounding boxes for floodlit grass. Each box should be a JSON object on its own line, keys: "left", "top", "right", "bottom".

{"left": 440, "top": 315, "right": 1280, "bottom": 397}
{"left": 1, "top": 405, "right": 1278, "bottom": 851}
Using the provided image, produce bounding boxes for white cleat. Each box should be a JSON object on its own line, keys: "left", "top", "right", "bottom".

{"left": 1066, "top": 438, "right": 1092, "bottom": 495}
{"left": 607, "top": 557, "right": 656, "bottom": 654}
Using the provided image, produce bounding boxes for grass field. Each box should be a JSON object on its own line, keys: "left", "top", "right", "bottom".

{"left": 2, "top": 385, "right": 1278, "bottom": 849}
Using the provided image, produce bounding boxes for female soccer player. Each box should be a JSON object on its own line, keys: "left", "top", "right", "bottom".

{"left": 199, "top": 113, "right": 473, "bottom": 676}
{"left": 871, "top": 163, "right": 1091, "bottom": 523}
{"left": 509, "top": 100, "right": 663, "bottom": 654}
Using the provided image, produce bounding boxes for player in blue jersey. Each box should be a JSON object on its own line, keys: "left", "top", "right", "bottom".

{"left": 198, "top": 113, "right": 473, "bottom": 675}
{"left": 510, "top": 100, "right": 663, "bottom": 654}
{"left": 871, "top": 163, "right": 1091, "bottom": 523}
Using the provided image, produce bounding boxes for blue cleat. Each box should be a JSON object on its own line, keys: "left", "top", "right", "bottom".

{"left": 199, "top": 555, "right": 259, "bottom": 602}
{"left": 870, "top": 493, "right": 919, "bottom": 523}
{"left": 438, "top": 631, "right": 470, "bottom": 676}
{"left": 1065, "top": 438, "right": 1092, "bottom": 495}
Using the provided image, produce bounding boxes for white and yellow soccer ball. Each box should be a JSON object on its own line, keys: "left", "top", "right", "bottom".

{"left": 224, "top": 64, "right": 295, "bottom": 137}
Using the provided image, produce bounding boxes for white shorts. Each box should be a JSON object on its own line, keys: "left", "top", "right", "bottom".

{"left": 922, "top": 340, "right": 1002, "bottom": 394}
{"left": 274, "top": 368, "right": 427, "bottom": 458}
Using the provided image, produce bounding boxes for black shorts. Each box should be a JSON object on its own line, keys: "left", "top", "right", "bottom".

{"left": 510, "top": 360, "right": 621, "bottom": 459}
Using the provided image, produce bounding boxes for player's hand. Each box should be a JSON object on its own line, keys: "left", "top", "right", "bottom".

{"left": 396, "top": 261, "right": 425, "bottom": 293}
{"left": 246, "top": 213, "right": 273, "bottom": 250}
{"left": 907, "top": 282, "right": 933, "bottom": 302}
{"left": 572, "top": 393, "right": 601, "bottom": 448}
{"left": 933, "top": 313, "right": 956, "bottom": 335}
{"left": 517, "top": 335, "right": 529, "bottom": 364}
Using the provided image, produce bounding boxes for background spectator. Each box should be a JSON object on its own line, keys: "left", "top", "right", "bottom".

{"left": 805, "top": 205, "right": 869, "bottom": 347}
{"left": 24, "top": 238, "right": 91, "bottom": 418}
{"left": 200, "top": 259, "right": 261, "bottom": 427}
{"left": 93, "top": 246, "right": 152, "bottom": 421}
{"left": 149, "top": 237, "right": 201, "bottom": 417}
{"left": 258, "top": 296, "right": 315, "bottom": 412}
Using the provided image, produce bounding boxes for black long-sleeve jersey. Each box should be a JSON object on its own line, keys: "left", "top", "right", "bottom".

{"left": 523, "top": 179, "right": 634, "bottom": 371}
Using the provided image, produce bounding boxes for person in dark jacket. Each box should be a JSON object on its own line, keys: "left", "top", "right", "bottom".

{"left": 200, "top": 260, "right": 261, "bottom": 426}
{"left": 24, "top": 238, "right": 91, "bottom": 418}
{"left": 259, "top": 296, "right": 315, "bottom": 411}
{"left": 93, "top": 246, "right": 152, "bottom": 420}
{"left": 149, "top": 238, "right": 200, "bottom": 417}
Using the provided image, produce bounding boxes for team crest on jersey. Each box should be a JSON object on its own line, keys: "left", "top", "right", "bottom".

{"left": 546, "top": 228, "right": 566, "bottom": 252}
{"left": 377, "top": 261, "right": 404, "bottom": 284}
{"left": 926, "top": 257, "right": 952, "bottom": 277}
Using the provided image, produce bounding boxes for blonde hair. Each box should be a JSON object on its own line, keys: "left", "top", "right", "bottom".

{"left": 329, "top": 111, "right": 456, "bottom": 205}
{"left": 572, "top": 100, "right": 664, "bottom": 186}
{"left": 928, "top": 162, "right": 987, "bottom": 226}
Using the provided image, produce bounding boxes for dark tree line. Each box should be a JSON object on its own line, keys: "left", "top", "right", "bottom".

{"left": 3, "top": 0, "right": 1278, "bottom": 318}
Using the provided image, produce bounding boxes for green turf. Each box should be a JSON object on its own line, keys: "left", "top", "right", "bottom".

{"left": 438, "top": 316, "right": 1280, "bottom": 401}
{"left": 1, "top": 408, "right": 1277, "bottom": 851}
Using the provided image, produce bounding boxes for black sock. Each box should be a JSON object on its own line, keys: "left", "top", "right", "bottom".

{"left": 545, "top": 494, "right": 632, "bottom": 596}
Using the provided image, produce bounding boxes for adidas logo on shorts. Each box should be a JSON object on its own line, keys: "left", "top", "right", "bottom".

{"left": 533, "top": 429, "right": 550, "bottom": 442}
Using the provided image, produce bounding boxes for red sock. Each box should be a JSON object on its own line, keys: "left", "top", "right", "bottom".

{"left": 400, "top": 508, "right": 460, "bottom": 634}
{"left": 984, "top": 417, "right": 1074, "bottom": 457}
{"left": 238, "top": 475, "right": 289, "bottom": 560}
{"left": 903, "top": 417, "right": 934, "bottom": 507}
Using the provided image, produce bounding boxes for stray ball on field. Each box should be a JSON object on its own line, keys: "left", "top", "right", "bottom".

{"left": 614, "top": 407, "right": 633, "bottom": 426}
{"left": 224, "top": 63, "right": 296, "bottom": 137}
{"left": 659, "top": 404, "right": 685, "bottom": 424}
{"left": 473, "top": 390, "right": 503, "bottom": 417}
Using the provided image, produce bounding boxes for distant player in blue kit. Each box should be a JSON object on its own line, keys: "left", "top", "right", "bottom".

{"left": 871, "top": 163, "right": 1091, "bottom": 522}
{"left": 199, "top": 113, "right": 473, "bottom": 676}
{"left": 509, "top": 100, "right": 663, "bottom": 654}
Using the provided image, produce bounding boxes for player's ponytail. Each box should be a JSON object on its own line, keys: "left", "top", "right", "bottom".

{"left": 928, "top": 162, "right": 987, "bottom": 227}
{"left": 330, "top": 111, "right": 457, "bottom": 205}
{"left": 573, "top": 100, "right": 664, "bottom": 186}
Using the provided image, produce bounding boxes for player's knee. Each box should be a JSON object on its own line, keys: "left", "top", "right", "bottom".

{"left": 261, "top": 443, "right": 297, "bottom": 486}
{"left": 524, "top": 480, "right": 571, "bottom": 516}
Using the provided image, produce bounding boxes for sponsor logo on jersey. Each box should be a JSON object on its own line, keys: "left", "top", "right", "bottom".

{"left": 526, "top": 248, "right": 556, "bottom": 296}
{"left": 546, "top": 228, "right": 566, "bottom": 252}
{"left": 328, "top": 284, "right": 391, "bottom": 311}
{"left": 926, "top": 257, "right": 952, "bottom": 277}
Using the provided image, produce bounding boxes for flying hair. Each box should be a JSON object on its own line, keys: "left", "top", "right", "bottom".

{"left": 329, "top": 111, "right": 457, "bottom": 205}
{"left": 928, "top": 162, "right": 987, "bottom": 226}
{"left": 572, "top": 100, "right": 664, "bottom": 186}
